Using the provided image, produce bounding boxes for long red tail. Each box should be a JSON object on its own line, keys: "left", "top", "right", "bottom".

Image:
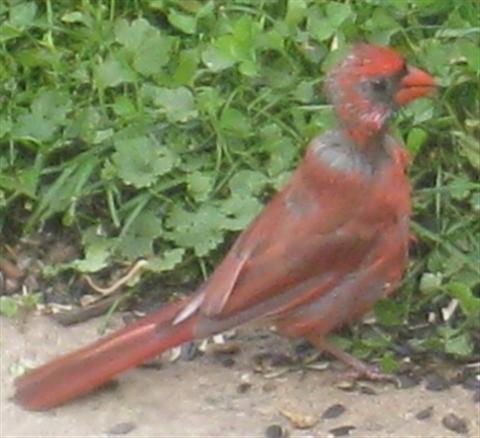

{"left": 14, "top": 297, "right": 197, "bottom": 411}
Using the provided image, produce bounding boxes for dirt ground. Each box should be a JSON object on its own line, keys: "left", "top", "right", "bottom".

{"left": 1, "top": 315, "right": 479, "bottom": 438}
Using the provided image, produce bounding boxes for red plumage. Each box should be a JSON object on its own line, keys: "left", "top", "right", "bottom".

{"left": 14, "top": 44, "right": 436, "bottom": 411}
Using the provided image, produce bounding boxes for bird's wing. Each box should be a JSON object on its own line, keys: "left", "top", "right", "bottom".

{"left": 198, "top": 153, "right": 378, "bottom": 322}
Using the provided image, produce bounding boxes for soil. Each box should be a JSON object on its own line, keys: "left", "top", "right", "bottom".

{"left": 1, "top": 315, "right": 479, "bottom": 437}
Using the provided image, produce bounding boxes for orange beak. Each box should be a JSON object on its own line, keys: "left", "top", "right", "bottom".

{"left": 395, "top": 66, "right": 436, "bottom": 106}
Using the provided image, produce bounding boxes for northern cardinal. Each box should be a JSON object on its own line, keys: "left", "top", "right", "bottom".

{"left": 14, "top": 44, "right": 436, "bottom": 411}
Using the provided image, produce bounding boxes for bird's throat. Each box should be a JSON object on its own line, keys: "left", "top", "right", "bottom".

{"left": 345, "top": 125, "right": 385, "bottom": 150}
{"left": 331, "top": 88, "right": 393, "bottom": 150}
{"left": 341, "top": 104, "right": 392, "bottom": 150}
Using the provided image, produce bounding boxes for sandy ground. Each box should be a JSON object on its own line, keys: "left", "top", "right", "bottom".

{"left": 1, "top": 315, "right": 479, "bottom": 438}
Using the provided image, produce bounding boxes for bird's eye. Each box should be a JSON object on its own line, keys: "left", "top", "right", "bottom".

{"left": 371, "top": 78, "right": 388, "bottom": 93}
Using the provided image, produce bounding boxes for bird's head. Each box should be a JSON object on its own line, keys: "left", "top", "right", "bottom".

{"left": 325, "top": 44, "right": 436, "bottom": 147}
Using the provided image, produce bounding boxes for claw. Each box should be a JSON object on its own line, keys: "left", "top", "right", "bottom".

{"left": 307, "top": 335, "right": 397, "bottom": 384}
{"left": 343, "top": 366, "right": 398, "bottom": 384}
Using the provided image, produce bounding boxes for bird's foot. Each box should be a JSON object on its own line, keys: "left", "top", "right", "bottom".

{"left": 307, "top": 335, "right": 397, "bottom": 384}
{"left": 342, "top": 365, "right": 397, "bottom": 383}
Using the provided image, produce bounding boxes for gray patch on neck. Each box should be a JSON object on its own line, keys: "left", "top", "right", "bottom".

{"left": 310, "top": 131, "right": 375, "bottom": 175}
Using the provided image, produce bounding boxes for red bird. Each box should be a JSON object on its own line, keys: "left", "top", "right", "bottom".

{"left": 14, "top": 44, "right": 436, "bottom": 411}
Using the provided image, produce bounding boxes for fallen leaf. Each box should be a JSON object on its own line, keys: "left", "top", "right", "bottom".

{"left": 279, "top": 408, "right": 317, "bottom": 429}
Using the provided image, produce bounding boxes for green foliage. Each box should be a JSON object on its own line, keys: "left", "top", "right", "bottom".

{"left": 0, "top": 293, "right": 41, "bottom": 317}
{"left": 0, "top": 0, "right": 478, "bottom": 359}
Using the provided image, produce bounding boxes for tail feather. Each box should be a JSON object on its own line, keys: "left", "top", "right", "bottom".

{"left": 14, "top": 298, "right": 197, "bottom": 411}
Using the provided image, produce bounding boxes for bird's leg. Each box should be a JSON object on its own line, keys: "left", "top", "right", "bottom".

{"left": 307, "top": 335, "right": 397, "bottom": 382}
